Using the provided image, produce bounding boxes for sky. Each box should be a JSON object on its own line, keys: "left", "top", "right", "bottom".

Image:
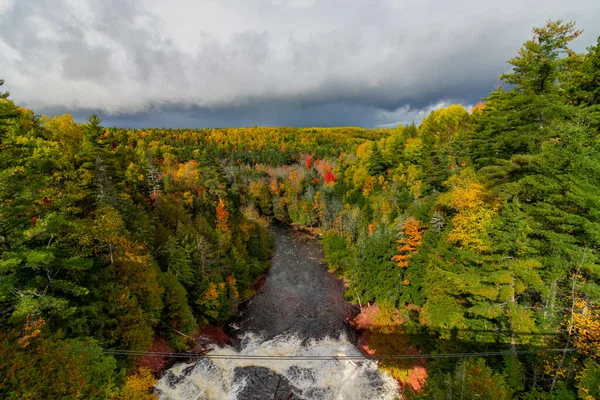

{"left": 1, "top": 0, "right": 599, "bottom": 128}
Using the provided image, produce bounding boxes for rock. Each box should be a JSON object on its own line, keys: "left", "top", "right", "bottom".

{"left": 233, "top": 366, "right": 301, "bottom": 400}
{"left": 286, "top": 365, "right": 316, "bottom": 384}
{"left": 162, "top": 371, "right": 185, "bottom": 388}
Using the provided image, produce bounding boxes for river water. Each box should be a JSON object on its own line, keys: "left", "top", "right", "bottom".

{"left": 155, "top": 225, "right": 400, "bottom": 399}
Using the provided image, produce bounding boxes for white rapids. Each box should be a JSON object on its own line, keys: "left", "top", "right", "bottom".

{"left": 155, "top": 333, "right": 400, "bottom": 400}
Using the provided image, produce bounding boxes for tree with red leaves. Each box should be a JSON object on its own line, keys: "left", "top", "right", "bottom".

{"left": 323, "top": 171, "right": 336, "bottom": 185}
{"left": 304, "top": 154, "right": 313, "bottom": 169}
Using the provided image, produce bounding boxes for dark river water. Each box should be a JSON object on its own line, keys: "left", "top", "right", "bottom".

{"left": 155, "top": 225, "right": 400, "bottom": 399}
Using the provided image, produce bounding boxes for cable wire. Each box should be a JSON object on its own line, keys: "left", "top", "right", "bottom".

{"left": 67, "top": 346, "right": 576, "bottom": 361}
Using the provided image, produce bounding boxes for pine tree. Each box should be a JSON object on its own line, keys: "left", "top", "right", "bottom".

{"left": 160, "top": 271, "right": 196, "bottom": 350}
{"left": 366, "top": 142, "right": 386, "bottom": 176}
{"left": 564, "top": 35, "right": 600, "bottom": 129}
{"left": 472, "top": 20, "right": 582, "bottom": 166}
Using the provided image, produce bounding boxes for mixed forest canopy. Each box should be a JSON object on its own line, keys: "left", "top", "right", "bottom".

{"left": 1, "top": 19, "right": 600, "bottom": 399}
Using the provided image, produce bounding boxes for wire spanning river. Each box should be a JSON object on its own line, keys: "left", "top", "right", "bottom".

{"left": 155, "top": 225, "right": 400, "bottom": 399}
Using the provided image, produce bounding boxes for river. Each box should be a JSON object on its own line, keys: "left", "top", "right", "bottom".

{"left": 155, "top": 224, "right": 400, "bottom": 399}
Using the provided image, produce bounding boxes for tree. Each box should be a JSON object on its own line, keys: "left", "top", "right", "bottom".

{"left": 501, "top": 20, "right": 582, "bottom": 95}
{"left": 0, "top": 79, "right": 9, "bottom": 99}
{"left": 323, "top": 170, "right": 336, "bottom": 185}
{"left": 119, "top": 368, "right": 157, "bottom": 400}
{"left": 159, "top": 272, "right": 196, "bottom": 350}
{"left": 418, "top": 358, "right": 511, "bottom": 400}
{"left": 418, "top": 105, "right": 473, "bottom": 191}
{"left": 216, "top": 198, "right": 229, "bottom": 233}
{"left": 437, "top": 168, "right": 496, "bottom": 253}
{"left": 577, "top": 360, "right": 600, "bottom": 400}
{"left": 564, "top": 35, "right": 600, "bottom": 129}
{"left": 472, "top": 20, "right": 582, "bottom": 166}
{"left": 367, "top": 142, "right": 386, "bottom": 176}
{"left": 392, "top": 217, "right": 425, "bottom": 268}
{"left": 40, "top": 114, "right": 84, "bottom": 156}
{"left": 0, "top": 325, "right": 118, "bottom": 399}
{"left": 0, "top": 80, "right": 20, "bottom": 137}
{"left": 103, "top": 286, "right": 154, "bottom": 353}
{"left": 84, "top": 114, "right": 104, "bottom": 152}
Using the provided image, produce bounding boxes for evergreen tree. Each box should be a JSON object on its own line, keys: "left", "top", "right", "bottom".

{"left": 564, "top": 35, "right": 600, "bottom": 129}
{"left": 472, "top": 20, "right": 582, "bottom": 166}
{"left": 417, "top": 358, "right": 511, "bottom": 400}
{"left": 367, "top": 142, "right": 386, "bottom": 176}
{"left": 160, "top": 271, "right": 197, "bottom": 350}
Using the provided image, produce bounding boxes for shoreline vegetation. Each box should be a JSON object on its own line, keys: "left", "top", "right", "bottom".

{"left": 1, "top": 19, "right": 600, "bottom": 399}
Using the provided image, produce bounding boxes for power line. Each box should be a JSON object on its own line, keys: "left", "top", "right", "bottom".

{"left": 67, "top": 346, "right": 576, "bottom": 361}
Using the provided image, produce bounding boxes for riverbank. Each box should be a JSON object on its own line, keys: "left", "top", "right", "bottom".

{"left": 148, "top": 270, "right": 268, "bottom": 378}
{"left": 287, "top": 224, "right": 428, "bottom": 393}
{"left": 351, "top": 303, "right": 428, "bottom": 393}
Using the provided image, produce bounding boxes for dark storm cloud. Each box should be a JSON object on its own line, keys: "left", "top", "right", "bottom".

{"left": 1, "top": 0, "right": 599, "bottom": 127}
{"left": 63, "top": 101, "right": 469, "bottom": 129}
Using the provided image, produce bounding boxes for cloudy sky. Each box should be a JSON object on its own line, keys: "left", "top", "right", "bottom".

{"left": 1, "top": 0, "right": 599, "bottom": 128}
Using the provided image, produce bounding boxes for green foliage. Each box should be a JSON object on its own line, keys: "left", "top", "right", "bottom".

{"left": 159, "top": 272, "right": 197, "bottom": 350}
{"left": 417, "top": 358, "right": 511, "bottom": 400}
{"left": 0, "top": 327, "right": 119, "bottom": 399}
{"left": 366, "top": 142, "right": 387, "bottom": 176}
{"left": 0, "top": 94, "right": 276, "bottom": 396}
{"left": 322, "top": 233, "right": 351, "bottom": 274}
{"left": 577, "top": 359, "right": 600, "bottom": 400}
{"left": 473, "top": 21, "right": 584, "bottom": 167}
{"left": 564, "top": 36, "right": 600, "bottom": 129}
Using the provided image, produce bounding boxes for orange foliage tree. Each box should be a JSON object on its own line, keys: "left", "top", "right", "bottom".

{"left": 303, "top": 154, "right": 313, "bottom": 169}
{"left": 215, "top": 198, "right": 229, "bottom": 232}
{"left": 392, "top": 217, "right": 425, "bottom": 268}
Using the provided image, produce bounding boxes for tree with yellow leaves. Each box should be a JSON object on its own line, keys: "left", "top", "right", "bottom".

{"left": 438, "top": 168, "right": 497, "bottom": 252}
{"left": 572, "top": 298, "right": 600, "bottom": 358}
{"left": 119, "top": 368, "right": 157, "bottom": 400}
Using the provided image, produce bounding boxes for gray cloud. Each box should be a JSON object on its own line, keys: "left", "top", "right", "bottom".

{"left": 60, "top": 42, "right": 112, "bottom": 81}
{"left": 1, "top": 0, "right": 599, "bottom": 127}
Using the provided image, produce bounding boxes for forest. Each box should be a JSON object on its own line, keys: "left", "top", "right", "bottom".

{"left": 1, "top": 20, "right": 599, "bottom": 399}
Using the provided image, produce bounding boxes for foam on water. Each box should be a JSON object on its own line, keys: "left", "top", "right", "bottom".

{"left": 155, "top": 333, "right": 400, "bottom": 400}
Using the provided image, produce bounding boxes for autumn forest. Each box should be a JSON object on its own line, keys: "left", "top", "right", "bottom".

{"left": 1, "top": 20, "right": 600, "bottom": 399}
